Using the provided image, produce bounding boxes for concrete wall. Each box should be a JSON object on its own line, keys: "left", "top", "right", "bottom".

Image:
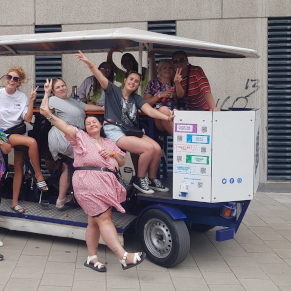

{"left": 1, "top": 0, "right": 291, "bottom": 182}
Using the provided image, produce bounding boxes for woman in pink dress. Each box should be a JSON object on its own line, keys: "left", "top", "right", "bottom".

{"left": 40, "top": 86, "right": 145, "bottom": 272}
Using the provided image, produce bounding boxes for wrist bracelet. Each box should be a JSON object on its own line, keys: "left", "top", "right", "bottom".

{"left": 155, "top": 94, "right": 159, "bottom": 100}
{"left": 113, "top": 152, "right": 117, "bottom": 158}
{"left": 47, "top": 113, "right": 53, "bottom": 121}
{"left": 88, "top": 65, "right": 94, "bottom": 69}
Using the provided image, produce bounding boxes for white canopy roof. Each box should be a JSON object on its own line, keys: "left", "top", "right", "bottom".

{"left": 0, "top": 27, "right": 260, "bottom": 59}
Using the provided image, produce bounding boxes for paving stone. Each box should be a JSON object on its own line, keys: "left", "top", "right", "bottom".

{"left": 22, "top": 244, "right": 51, "bottom": 256}
{"left": 48, "top": 250, "right": 77, "bottom": 263}
{"left": 11, "top": 266, "right": 44, "bottom": 279}
{"left": 17, "top": 255, "right": 48, "bottom": 268}
{"left": 44, "top": 262, "right": 75, "bottom": 275}
{"left": 265, "top": 239, "right": 291, "bottom": 249}
{"left": 74, "top": 267, "right": 106, "bottom": 281}
{"left": 209, "top": 285, "right": 245, "bottom": 291}
{"left": 196, "top": 261, "right": 232, "bottom": 273}
{"left": 267, "top": 273, "right": 291, "bottom": 287}
{"left": 0, "top": 248, "right": 22, "bottom": 261}
{"left": 40, "top": 273, "right": 73, "bottom": 287}
{"left": 248, "top": 252, "right": 284, "bottom": 264}
{"left": 137, "top": 270, "right": 171, "bottom": 283}
{"left": 140, "top": 282, "right": 175, "bottom": 290}
{"left": 171, "top": 276, "right": 210, "bottom": 291}
{"left": 201, "top": 271, "right": 240, "bottom": 285}
{"left": 239, "top": 279, "right": 280, "bottom": 291}
{"left": 258, "top": 262, "right": 291, "bottom": 274}
{"left": 223, "top": 256, "right": 259, "bottom": 267}
{"left": 240, "top": 243, "right": 273, "bottom": 253}
{"left": 230, "top": 266, "right": 269, "bottom": 279}
{"left": 168, "top": 265, "right": 203, "bottom": 278}
{"left": 4, "top": 278, "right": 40, "bottom": 291}
{"left": 72, "top": 280, "right": 106, "bottom": 291}
{"left": 37, "top": 287, "right": 72, "bottom": 291}
{"left": 107, "top": 275, "right": 140, "bottom": 289}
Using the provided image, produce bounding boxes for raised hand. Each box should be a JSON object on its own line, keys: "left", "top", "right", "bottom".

{"left": 174, "top": 68, "right": 182, "bottom": 84}
{"left": 44, "top": 79, "right": 52, "bottom": 94}
{"left": 40, "top": 94, "right": 51, "bottom": 118}
{"left": 75, "top": 50, "right": 92, "bottom": 66}
{"left": 29, "top": 85, "right": 39, "bottom": 102}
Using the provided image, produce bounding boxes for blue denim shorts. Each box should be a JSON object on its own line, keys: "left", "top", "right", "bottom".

{"left": 103, "top": 124, "right": 125, "bottom": 143}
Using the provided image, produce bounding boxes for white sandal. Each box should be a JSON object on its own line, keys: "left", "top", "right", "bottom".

{"left": 0, "top": 240, "right": 3, "bottom": 247}
{"left": 84, "top": 255, "right": 106, "bottom": 272}
{"left": 56, "top": 195, "right": 73, "bottom": 209}
{"left": 119, "top": 251, "right": 146, "bottom": 270}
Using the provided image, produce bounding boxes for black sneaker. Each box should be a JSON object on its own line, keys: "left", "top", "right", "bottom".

{"left": 133, "top": 177, "right": 154, "bottom": 194}
{"left": 148, "top": 178, "right": 169, "bottom": 192}
{"left": 0, "top": 254, "right": 3, "bottom": 261}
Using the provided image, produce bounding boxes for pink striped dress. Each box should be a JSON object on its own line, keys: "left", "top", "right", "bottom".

{"left": 65, "top": 127, "right": 126, "bottom": 216}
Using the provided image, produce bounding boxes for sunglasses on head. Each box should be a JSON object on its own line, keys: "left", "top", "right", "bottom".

{"left": 6, "top": 74, "right": 20, "bottom": 82}
{"left": 99, "top": 67, "right": 111, "bottom": 73}
{"left": 172, "top": 57, "right": 186, "bottom": 65}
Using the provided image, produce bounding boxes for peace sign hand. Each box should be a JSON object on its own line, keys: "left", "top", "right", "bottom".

{"left": 29, "top": 85, "right": 39, "bottom": 102}
{"left": 174, "top": 68, "right": 182, "bottom": 84}
{"left": 44, "top": 79, "right": 52, "bottom": 94}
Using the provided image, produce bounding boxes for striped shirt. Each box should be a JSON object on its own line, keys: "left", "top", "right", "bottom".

{"left": 180, "top": 65, "right": 211, "bottom": 110}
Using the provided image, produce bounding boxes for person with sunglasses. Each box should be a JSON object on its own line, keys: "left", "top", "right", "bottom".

{"left": 44, "top": 78, "right": 103, "bottom": 209}
{"left": 77, "top": 62, "right": 114, "bottom": 105}
{"left": 107, "top": 46, "right": 157, "bottom": 96}
{"left": 76, "top": 51, "right": 175, "bottom": 194}
{"left": 171, "top": 51, "right": 219, "bottom": 111}
{"left": 0, "top": 66, "right": 48, "bottom": 213}
{"left": 144, "top": 59, "right": 184, "bottom": 136}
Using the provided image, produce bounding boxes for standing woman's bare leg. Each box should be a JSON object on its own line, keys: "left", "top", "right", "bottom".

{"left": 12, "top": 150, "right": 25, "bottom": 211}
{"left": 94, "top": 208, "right": 143, "bottom": 264}
{"left": 58, "top": 164, "right": 70, "bottom": 200}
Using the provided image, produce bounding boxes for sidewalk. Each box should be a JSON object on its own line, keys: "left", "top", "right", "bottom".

{"left": 1, "top": 190, "right": 291, "bottom": 291}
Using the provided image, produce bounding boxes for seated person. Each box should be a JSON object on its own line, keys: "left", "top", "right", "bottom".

{"left": 144, "top": 59, "right": 183, "bottom": 136}
{"left": 107, "top": 46, "right": 157, "bottom": 95}
{"left": 77, "top": 62, "right": 114, "bottom": 106}
{"left": 0, "top": 66, "right": 48, "bottom": 213}
{"left": 171, "top": 50, "right": 219, "bottom": 111}
{"left": 76, "top": 51, "right": 175, "bottom": 194}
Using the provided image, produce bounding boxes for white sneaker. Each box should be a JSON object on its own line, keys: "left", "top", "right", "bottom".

{"left": 0, "top": 241, "right": 3, "bottom": 247}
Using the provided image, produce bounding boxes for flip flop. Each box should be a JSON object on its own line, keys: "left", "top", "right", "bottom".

{"left": 11, "top": 205, "right": 25, "bottom": 213}
{"left": 120, "top": 252, "right": 146, "bottom": 270}
{"left": 84, "top": 255, "right": 106, "bottom": 272}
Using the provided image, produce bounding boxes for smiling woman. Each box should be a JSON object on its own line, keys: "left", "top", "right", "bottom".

{"left": 76, "top": 51, "right": 176, "bottom": 194}
{"left": 0, "top": 66, "right": 48, "bottom": 213}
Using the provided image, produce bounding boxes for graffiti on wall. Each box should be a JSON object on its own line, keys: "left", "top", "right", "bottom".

{"left": 216, "top": 79, "right": 260, "bottom": 110}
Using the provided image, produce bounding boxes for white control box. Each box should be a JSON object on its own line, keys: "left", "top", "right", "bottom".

{"left": 172, "top": 109, "right": 260, "bottom": 203}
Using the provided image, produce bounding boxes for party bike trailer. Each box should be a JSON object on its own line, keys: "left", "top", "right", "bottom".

{"left": 0, "top": 28, "right": 260, "bottom": 267}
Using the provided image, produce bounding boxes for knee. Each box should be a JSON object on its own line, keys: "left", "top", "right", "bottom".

{"left": 14, "top": 161, "right": 24, "bottom": 172}
{"left": 158, "top": 106, "right": 170, "bottom": 115}
{"left": 28, "top": 138, "right": 37, "bottom": 148}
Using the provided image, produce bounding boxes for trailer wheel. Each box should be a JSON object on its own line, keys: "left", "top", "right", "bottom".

{"left": 138, "top": 209, "right": 190, "bottom": 268}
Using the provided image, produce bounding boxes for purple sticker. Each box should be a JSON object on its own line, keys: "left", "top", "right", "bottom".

{"left": 175, "top": 123, "right": 197, "bottom": 133}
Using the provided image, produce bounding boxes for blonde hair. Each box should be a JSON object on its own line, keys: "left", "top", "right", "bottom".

{"left": 157, "top": 59, "right": 173, "bottom": 74}
{"left": 7, "top": 66, "right": 28, "bottom": 85}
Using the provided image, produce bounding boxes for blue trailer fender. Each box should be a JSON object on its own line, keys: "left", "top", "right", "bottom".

{"left": 135, "top": 204, "right": 187, "bottom": 232}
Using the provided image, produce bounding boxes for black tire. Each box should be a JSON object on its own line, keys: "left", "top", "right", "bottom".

{"left": 189, "top": 224, "right": 215, "bottom": 232}
{"left": 138, "top": 209, "right": 190, "bottom": 268}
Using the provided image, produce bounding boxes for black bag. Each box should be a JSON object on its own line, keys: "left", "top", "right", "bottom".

{"left": 4, "top": 121, "right": 26, "bottom": 135}
{"left": 104, "top": 119, "right": 143, "bottom": 138}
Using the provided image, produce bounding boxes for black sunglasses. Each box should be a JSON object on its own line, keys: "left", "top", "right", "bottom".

{"left": 6, "top": 74, "right": 20, "bottom": 82}
{"left": 99, "top": 67, "right": 111, "bottom": 73}
{"left": 172, "top": 57, "right": 186, "bottom": 65}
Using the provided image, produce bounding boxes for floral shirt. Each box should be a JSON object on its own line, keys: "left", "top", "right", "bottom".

{"left": 0, "top": 129, "right": 9, "bottom": 177}
{"left": 144, "top": 79, "right": 178, "bottom": 110}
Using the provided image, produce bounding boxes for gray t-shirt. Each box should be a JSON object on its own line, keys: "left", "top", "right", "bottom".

{"left": 104, "top": 82, "right": 146, "bottom": 126}
{"left": 48, "top": 96, "right": 86, "bottom": 160}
